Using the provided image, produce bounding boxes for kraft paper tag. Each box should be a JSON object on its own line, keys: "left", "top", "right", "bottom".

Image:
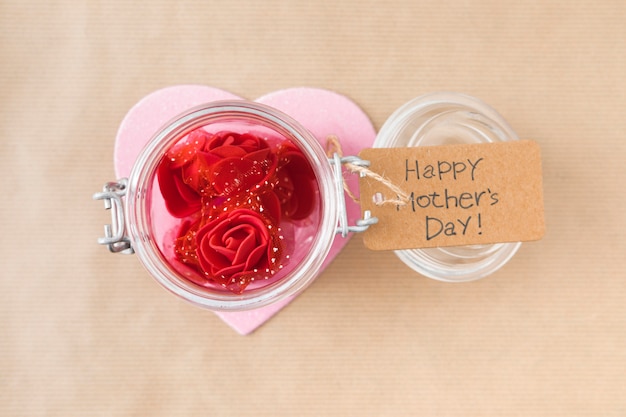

{"left": 358, "top": 140, "right": 545, "bottom": 250}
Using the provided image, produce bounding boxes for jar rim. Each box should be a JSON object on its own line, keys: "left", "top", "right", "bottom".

{"left": 125, "top": 100, "right": 338, "bottom": 310}
{"left": 377, "top": 91, "right": 519, "bottom": 147}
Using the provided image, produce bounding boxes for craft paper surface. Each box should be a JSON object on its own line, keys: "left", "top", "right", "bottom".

{"left": 2, "top": 1, "right": 625, "bottom": 416}
{"left": 359, "top": 141, "right": 545, "bottom": 250}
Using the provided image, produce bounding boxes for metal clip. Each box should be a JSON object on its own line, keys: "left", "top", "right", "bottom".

{"left": 93, "top": 178, "right": 134, "bottom": 254}
{"left": 328, "top": 153, "right": 379, "bottom": 238}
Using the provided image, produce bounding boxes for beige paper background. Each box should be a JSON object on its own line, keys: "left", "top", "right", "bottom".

{"left": 1, "top": 1, "right": 624, "bottom": 415}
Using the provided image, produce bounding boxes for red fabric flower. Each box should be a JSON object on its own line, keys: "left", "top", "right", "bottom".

{"left": 274, "top": 143, "right": 317, "bottom": 220}
{"left": 205, "top": 133, "right": 277, "bottom": 197}
{"left": 194, "top": 209, "right": 281, "bottom": 292}
{"left": 157, "top": 129, "right": 210, "bottom": 217}
{"left": 157, "top": 130, "right": 278, "bottom": 217}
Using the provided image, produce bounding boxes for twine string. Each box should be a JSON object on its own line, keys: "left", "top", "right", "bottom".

{"left": 325, "top": 135, "right": 411, "bottom": 207}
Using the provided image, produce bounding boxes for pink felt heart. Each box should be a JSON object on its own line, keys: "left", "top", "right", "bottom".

{"left": 114, "top": 85, "right": 376, "bottom": 334}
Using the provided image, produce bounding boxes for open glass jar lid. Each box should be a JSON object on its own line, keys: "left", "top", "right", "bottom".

{"left": 374, "top": 92, "right": 522, "bottom": 282}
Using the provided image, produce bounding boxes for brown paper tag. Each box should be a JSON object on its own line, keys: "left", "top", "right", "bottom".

{"left": 358, "top": 140, "right": 545, "bottom": 250}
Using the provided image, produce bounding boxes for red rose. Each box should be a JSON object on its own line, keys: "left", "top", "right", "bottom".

{"left": 157, "top": 129, "right": 210, "bottom": 217}
{"left": 205, "top": 131, "right": 269, "bottom": 157}
{"left": 206, "top": 134, "right": 277, "bottom": 197}
{"left": 157, "top": 130, "right": 278, "bottom": 217}
{"left": 194, "top": 208, "right": 282, "bottom": 292}
{"left": 273, "top": 143, "right": 317, "bottom": 220}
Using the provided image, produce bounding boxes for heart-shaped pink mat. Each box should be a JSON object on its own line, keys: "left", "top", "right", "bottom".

{"left": 114, "top": 86, "right": 376, "bottom": 334}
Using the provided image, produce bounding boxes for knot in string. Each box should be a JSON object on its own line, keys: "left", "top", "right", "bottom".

{"left": 325, "top": 135, "right": 411, "bottom": 207}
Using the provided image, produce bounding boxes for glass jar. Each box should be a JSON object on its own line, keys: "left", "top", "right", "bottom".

{"left": 99, "top": 101, "right": 344, "bottom": 311}
{"left": 374, "top": 92, "right": 522, "bottom": 282}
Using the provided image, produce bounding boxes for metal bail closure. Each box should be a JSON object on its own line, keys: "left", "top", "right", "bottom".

{"left": 328, "top": 153, "right": 378, "bottom": 238}
{"left": 93, "top": 178, "right": 134, "bottom": 254}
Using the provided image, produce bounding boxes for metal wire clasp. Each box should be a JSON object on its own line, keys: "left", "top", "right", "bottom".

{"left": 93, "top": 178, "right": 134, "bottom": 254}
{"left": 328, "top": 153, "right": 379, "bottom": 237}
